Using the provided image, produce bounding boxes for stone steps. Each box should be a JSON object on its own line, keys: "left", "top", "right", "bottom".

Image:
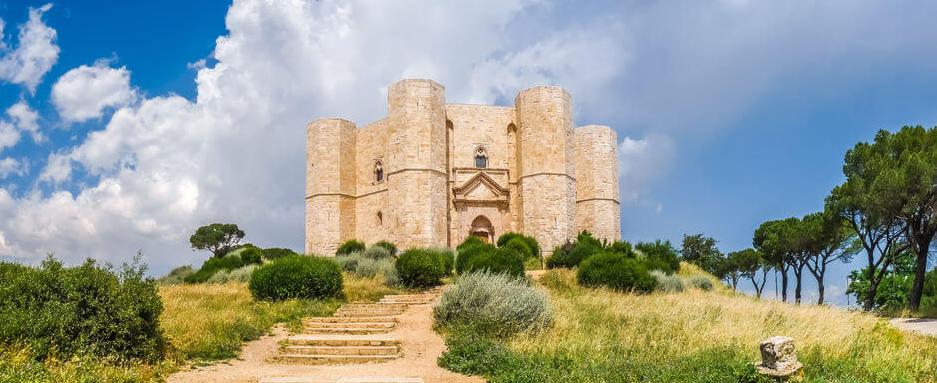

{"left": 303, "top": 321, "right": 396, "bottom": 329}
{"left": 304, "top": 316, "right": 399, "bottom": 324}
{"left": 276, "top": 335, "right": 401, "bottom": 365}
{"left": 281, "top": 345, "right": 399, "bottom": 356}
{"left": 275, "top": 353, "right": 399, "bottom": 365}
{"left": 286, "top": 334, "right": 400, "bottom": 347}
{"left": 301, "top": 326, "right": 394, "bottom": 335}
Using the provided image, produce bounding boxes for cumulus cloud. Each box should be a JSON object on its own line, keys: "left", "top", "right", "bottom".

{"left": 52, "top": 62, "right": 135, "bottom": 123}
{"left": 0, "top": 157, "right": 25, "bottom": 178}
{"left": 0, "top": 4, "right": 59, "bottom": 92}
{"left": 7, "top": 101, "right": 41, "bottom": 142}
{"left": 618, "top": 134, "right": 675, "bottom": 203}
{"left": 0, "top": 121, "right": 18, "bottom": 155}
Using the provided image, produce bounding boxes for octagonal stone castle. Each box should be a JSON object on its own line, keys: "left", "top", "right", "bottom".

{"left": 305, "top": 79, "right": 620, "bottom": 256}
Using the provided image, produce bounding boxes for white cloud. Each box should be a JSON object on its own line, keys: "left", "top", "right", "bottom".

{"left": 0, "top": 157, "right": 25, "bottom": 178}
{"left": 0, "top": 121, "right": 19, "bottom": 155}
{"left": 618, "top": 134, "right": 675, "bottom": 203}
{"left": 52, "top": 62, "right": 135, "bottom": 123}
{"left": 7, "top": 101, "right": 41, "bottom": 142}
{"left": 0, "top": 4, "right": 59, "bottom": 93}
{"left": 38, "top": 151, "right": 70, "bottom": 183}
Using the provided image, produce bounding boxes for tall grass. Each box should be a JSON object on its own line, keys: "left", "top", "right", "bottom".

{"left": 500, "top": 268, "right": 937, "bottom": 382}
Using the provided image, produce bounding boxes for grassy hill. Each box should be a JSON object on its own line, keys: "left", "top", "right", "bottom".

{"left": 440, "top": 264, "right": 937, "bottom": 383}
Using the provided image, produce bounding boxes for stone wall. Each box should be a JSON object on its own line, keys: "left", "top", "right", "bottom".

{"left": 575, "top": 126, "right": 621, "bottom": 242}
{"left": 305, "top": 118, "right": 357, "bottom": 255}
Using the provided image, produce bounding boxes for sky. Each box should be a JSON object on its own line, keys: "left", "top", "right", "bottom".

{"left": 0, "top": 0, "right": 936, "bottom": 306}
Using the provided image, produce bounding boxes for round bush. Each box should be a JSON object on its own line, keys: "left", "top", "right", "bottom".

{"left": 577, "top": 252, "right": 657, "bottom": 293}
{"left": 434, "top": 272, "right": 553, "bottom": 338}
{"left": 547, "top": 242, "right": 600, "bottom": 269}
{"left": 249, "top": 255, "right": 343, "bottom": 301}
{"left": 688, "top": 276, "right": 714, "bottom": 291}
{"left": 498, "top": 232, "right": 541, "bottom": 260}
{"left": 396, "top": 249, "right": 446, "bottom": 288}
{"left": 432, "top": 248, "right": 455, "bottom": 275}
{"left": 263, "top": 247, "right": 298, "bottom": 260}
{"left": 240, "top": 246, "right": 264, "bottom": 265}
{"left": 502, "top": 237, "right": 532, "bottom": 260}
{"left": 456, "top": 243, "right": 495, "bottom": 274}
{"left": 463, "top": 247, "right": 525, "bottom": 279}
{"left": 457, "top": 236, "right": 484, "bottom": 251}
{"left": 363, "top": 246, "right": 392, "bottom": 259}
{"left": 336, "top": 239, "right": 366, "bottom": 256}
{"left": 373, "top": 240, "right": 398, "bottom": 255}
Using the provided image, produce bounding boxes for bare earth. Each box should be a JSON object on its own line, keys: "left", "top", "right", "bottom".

{"left": 891, "top": 318, "right": 937, "bottom": 337}
{"left": 166, "top": 303, "right": 483, "bottom": 383}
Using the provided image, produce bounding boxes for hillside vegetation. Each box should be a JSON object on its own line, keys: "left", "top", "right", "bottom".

{"left": 439, "top": 264, "right": 937, "bottom": 383}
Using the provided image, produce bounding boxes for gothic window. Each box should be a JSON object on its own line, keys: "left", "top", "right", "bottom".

{"left": 374, "top": 161, "right": 384, "bottom": 182}
{"left": 474, "top": 147, "right": 488, "bottom": 168}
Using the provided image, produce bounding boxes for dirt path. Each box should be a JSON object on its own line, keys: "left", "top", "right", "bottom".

{"left": 166, "top": 302, "right": 482, "bottom": 383}
{"left": 890, "top": 318, "right": 937, "bottom": 337}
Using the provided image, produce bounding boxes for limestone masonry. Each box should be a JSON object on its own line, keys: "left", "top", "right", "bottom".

{"left": 306, "top": 79, "right": 620, "bottom": 255}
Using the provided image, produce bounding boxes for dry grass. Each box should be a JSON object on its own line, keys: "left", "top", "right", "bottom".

{"left": 516, "top": 265, "right": 937, "bottom": 382}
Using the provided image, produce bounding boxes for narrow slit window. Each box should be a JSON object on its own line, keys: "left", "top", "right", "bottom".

{"left": 374, "top": 161, "right": 384, "bottom": 182}
{"left": 474, "top": 147, "right": 488, "bottom": 168}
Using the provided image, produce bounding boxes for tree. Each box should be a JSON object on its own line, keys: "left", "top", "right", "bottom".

{"left": 753, "top": 218, "right": 798, "bottom": 303}
{"left": 735, "top": 248, "right": 770, "bottom": 299}
{"left": 190, "top": 223, "right": 246, "bottom": 258}
{"left": 801, "top": 211, "right": 858, "bottom": 305}
{"left": 870, "top": 126, "right": 937, "bottom": 311}
{"left": 681, "top": 233, "right": 722, "bottom": 274}
{"left": 721, "top": 250, "right": 746, "bottom": 291}
{"left": 827, "top": 135, "right": 909, "bottom": 311}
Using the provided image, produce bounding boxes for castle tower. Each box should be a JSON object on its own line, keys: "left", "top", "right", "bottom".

{"left": 385, "top": 79, "right": 449, "bottom": 249}
{"left": 305, "top": 118, "right": 357, "bottom": 255}
{"left": 514, "top": 86, "right": 577, "bottom": 252}
{"left": 575, "top": 126, "right": 621, "bottom": 242}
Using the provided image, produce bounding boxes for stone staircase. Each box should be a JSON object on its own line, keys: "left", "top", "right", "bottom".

{"left": 271, "top": 288, "right": 444, "bottom": 366}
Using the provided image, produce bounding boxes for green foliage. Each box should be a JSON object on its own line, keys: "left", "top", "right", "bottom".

{"left": 688, "top": 276, "right": 714, "bottom": 291}
{"left": 396, "top": 249, "right": 447, "bottom": 288}
{"left": 189, "top": 223, "right": 245, "bottom": 258}
{"left": 680, "top": 233, "right": 721, "bottom": 274}
{"left": 335, "top": 239, "right": 366, "bottom": 256}
{"left": 456, "top": 242, "right": 495, "bottom": 274}
{"left": 461, "top": 247, "right": 525, "bottom": 279}
{"left": 248, "top": 255, "right": 343, "bottom": 301}
{"left": 434, "top": 272, "right": 553, "bottom": 338}
{"left": 577, "top": 252, "right": 657, "bottom": 293}
{"left": 372, "top": 240, "right": 398, "bottom": 255}
{"left": 184, "top": 253, "right": 258, "bottom": 283}
{"left": 433, "top": 248, "right": 455, "bottom": 275}
{"left": 651, "top": 270, "right": 684, "bottom": 292}
{"left": 497, "top": 232, "right": 541, "bottom": 260}
{"left": 158, "top": 265, "right": 194, "bottom": 285}
{"left": 847, "top": 264, "right": 914, "bottom": 311}
{"left": 501, "top": 237, "right": 532, "bottom": 260}
{"left": 239, "top": 246, "right": 263, "bottom": 264}
{"left": 546, "top": 240, "right": 600, "bottom": 269}
{"left": 262, "top": 247, "right": 297, "bottom": 260}
{"left": 362, "top": 246, "right": 392, "bottom": 259}
{"left": 606, "top": 240, "right": 633, "bottom": 256}
{"left": 636, "top": 239, "right": 681, "bottom": 273}
{"left": 206, "top": 265, "right": 257, "bottom": 283}
{"left": 0, "top": 256, "right": 166, "bottom": 363}
{"left": 457, "top": 236, "right": 484, "bottom": 252}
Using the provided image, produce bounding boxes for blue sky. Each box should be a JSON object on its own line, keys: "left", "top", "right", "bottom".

{"left": 0, "top": 1, "right": 936, "bottom": 306}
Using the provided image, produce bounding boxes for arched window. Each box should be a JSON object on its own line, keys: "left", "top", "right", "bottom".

{"left": 474, "top": 147, "right": 488, "bottom": 168}
{"left": 374, "top": 160, "right": 384, "bottom": 182}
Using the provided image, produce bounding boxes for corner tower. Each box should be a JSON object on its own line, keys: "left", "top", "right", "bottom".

{"left": 385, "top": 79, "right": 449, "bottom": 249}
{"left": 575, "top": 125, "right": 620, "bottom": 242}
{"left": 515, "top": 86, "right": 577, "bottom": 252}
{"left": 305, "top": 118, "right": 357, "bottom": 255}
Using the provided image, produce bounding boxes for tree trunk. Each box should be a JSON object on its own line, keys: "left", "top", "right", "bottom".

{"left": 793, "top": 263, "right": 804, "bottom": 305}
{"left": 863, "top": 278, "right": 879, "bottom": 311}
{"left": 816, "top": 271, "right": 825, "bottom": 305}
{"left": 780, "top": 268, "right": 789, "bottom": 302}
{"left": 909, "top": 240, "right": 930, "bottom": 311}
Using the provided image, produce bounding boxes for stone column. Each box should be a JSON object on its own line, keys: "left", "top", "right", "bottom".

{"left": 306, "top": 118, "right": 357, "bottom": 256}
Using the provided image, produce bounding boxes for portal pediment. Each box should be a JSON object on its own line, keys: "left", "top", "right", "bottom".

{"left": 452, "top": 170, "right": 509, "bottom": 210}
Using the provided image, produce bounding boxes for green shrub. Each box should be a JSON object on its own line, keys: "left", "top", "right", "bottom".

{"left": 336, "top": 239, "right": 366, "bottom": 256}
{"left": 607, "top": 240, "right": 634, "bottom": 256}
{"left": 456, "top": 243, "right": 496, "bottom": 274}
{"left": 497, "top": 232, "right": 541, "bottom": 260}
{"left": 636, "top": 240, "right": 681, "bottom": 274}
{"left": 334, "top": 251, "right": 362, "bottom": 272}
{"left": 0, "top": 256, "right": 166, "bottom": 362}
{"left": 547, "top": 241, "right": 600, "bottom": 269}
{"left": 240, "top": 246, "right": 264, "bottom": 265}
{"left": 462, "top": 247, "right": 525, "bottom": 279}
{"left": 577, "top": 252, "right": 657, "bottom": 293}
{"left": 457, "top": 236, "right": 484, "bottom": 252}
{"left": 502, "top": 237, "right": 532, "bottom": 260}
{"left": 373, "top": 240, "right": 398, "bottom": 255}
{"left": 263, "top": 247, "right": 297, "bottom": 260}
{"left": 651, "top": 270, "right": 684, "bottom": 292}
{"left": 433, "top": 247, "right": 455, "bottom": 275}
{"left": 688, "top": 276, "right": 714, "bottom": 291}
{"left": 434, "top": 272, "right": 553, "bottom": 338}
{"left": 363, "top": 246, "right": 392, "bottom": 259}
{"left": 396, "top": 249, "right": 447, "bottom": 288}
{"left": 184, "top": 253, "right": 257, "bottom": 283}
{"left": 158, "top": 265, "right": 194, "bottom": 284}
{"left": 249, "top": 255, "right": 343, "bottom": 301}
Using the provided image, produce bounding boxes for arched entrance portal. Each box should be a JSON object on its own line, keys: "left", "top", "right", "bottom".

{"left": 469, "top": 215, "right": 494, "bottom": 243}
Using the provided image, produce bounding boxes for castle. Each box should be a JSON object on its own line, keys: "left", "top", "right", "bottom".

{"left": 305, "top": 79, "right": 620, "bottom": 256}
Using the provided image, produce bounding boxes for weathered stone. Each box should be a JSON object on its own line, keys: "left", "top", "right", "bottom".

{"left": 305, "top": 79, "right": 622, "bottom": 255}
{"left": 756, "top": 336, "right": 804, "bottom": 380}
